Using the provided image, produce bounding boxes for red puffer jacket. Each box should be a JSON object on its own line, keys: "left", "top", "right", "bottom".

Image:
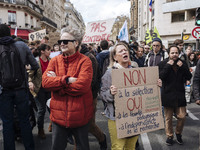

{"left": 42, "top": 52, "right": 93, "bottom": 128}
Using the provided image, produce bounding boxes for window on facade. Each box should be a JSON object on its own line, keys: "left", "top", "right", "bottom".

{"left": 8, "top": 11, "right": 16, "bottom": 24}
{"left": 187, "top": 9, "right": 195, "bottom": 21}
{"left": 4, "top": 0, "right": 16, "bottom": 3}
{"left": 172, "top": 12, "right": 185, "bottom": 22}
{"left": 41, "top": 0, "right": 43, "bottom": 5}
{"left": 31, "top": 16, "right": 33, "bottom": 28}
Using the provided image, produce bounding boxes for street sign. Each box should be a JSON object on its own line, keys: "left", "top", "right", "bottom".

{"left": 192, "top": 27, "right": 200, "bottom": 39}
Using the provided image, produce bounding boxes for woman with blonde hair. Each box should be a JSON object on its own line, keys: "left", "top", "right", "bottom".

{"left": 100, "top": 42, "right": 138, "bottom": 149}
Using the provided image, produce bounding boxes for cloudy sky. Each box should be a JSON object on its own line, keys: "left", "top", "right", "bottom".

{"left": 69, "top": 0, "right": 130, "bottom": 24}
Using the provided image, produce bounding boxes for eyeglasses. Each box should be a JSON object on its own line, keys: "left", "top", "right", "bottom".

{"left": 57, "top": 40, "right": 75, "bottom": 45}
{"left": 152, "top": 45, "right": 161, "bottom": 47}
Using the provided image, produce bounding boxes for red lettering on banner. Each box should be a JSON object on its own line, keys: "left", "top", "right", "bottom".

{"left": 90, "top": 22, "right": 107, "bottom": 33}
{"left": 82, "top": 34, "right": 110, "bottom": 43}
{"left": 127, "top": 97, "right": 142, "bottom": 111}
{"left": 100, "top": 22, "right": 106, "bottom": 32}
{"left": 123, "top": 69, "right": 146, "bottom": 86}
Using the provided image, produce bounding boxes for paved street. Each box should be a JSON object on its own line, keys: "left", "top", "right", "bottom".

{"left": 0, "top": 100, "right": 200, "bottom": 150}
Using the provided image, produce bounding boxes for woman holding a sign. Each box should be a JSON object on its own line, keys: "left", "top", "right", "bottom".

{"left": 100, "top": 42, "right": 138, "bottom": 150}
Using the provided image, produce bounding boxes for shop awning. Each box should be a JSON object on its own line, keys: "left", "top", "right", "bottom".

{"left": 10, "top": 28, "right": 34, "bottom": 40}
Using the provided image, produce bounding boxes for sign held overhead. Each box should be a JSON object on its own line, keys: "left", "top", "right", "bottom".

{"left": 82, "top": 18, "right": 115, "bottom": 43}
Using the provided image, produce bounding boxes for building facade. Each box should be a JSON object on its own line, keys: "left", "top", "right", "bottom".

{"left": 110, "top": 15, "right": 130, "bottom": 42}
{"left": 134, "top": 0, "right": 200, "bottom": 49}
{"left": 129, "top": 0, "right": 138, "bottom": 42}
{"left": 65, "top": 1, "right": 85, "bottom": 34}
{"left": 0, "top": 0, "right": 67, "bottom": 40}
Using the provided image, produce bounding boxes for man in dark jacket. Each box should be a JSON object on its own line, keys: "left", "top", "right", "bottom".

{"left": 0, "top": 24, "right": 39, "bottom": 150}
{"left": 96, "top": 40, "right": 110, "bottom": 77}
{"left": 133, "top": 46, "right": 145, "bottom": 67}
{"left": 158, "top": 45, "right": 192, "bottom": 146}
{"left": 145, "top": 38, "right": 168, "bottom": 67}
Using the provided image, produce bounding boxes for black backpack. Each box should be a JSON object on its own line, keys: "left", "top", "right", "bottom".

{"left": 0, "top": 43, "right": 25, "bottom": 89}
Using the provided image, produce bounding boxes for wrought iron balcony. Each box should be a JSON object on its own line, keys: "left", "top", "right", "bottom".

{"left": 41, "top": 16, "right": 57, "bottom": 29}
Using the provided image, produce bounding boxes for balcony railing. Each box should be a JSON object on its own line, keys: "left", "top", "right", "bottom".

{"left": 26, "top": 0, "right": 43, "bottom": 15}
{"left": 41, "top": 16, "right": 57, "bottom": 28}
{"left": 0, "top": 0, "right": 43, "bottom": 15}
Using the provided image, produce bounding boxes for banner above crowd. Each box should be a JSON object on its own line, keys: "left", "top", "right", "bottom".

{"left": 82, "top": 18, "right": 115, "bottom": 44}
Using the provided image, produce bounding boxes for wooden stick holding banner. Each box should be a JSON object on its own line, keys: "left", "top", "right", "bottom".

{"left": 112, "top": 67, "right": 164, "bottom": 139}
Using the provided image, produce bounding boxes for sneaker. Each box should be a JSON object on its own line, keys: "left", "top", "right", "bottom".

{"left": 176, "top": 134, "right": 183, "bottom": 145}
{"left": 38, "top": 128, "right": 46, "bottom": 139}
{"left": 99, "top": 133, "right": 107, "bottom": 150}
{"left": 166, "top": 137, "right": 173, "bottom": 146}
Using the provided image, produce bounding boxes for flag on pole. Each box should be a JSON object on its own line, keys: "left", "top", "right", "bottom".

{"left": 145, "top": 28, "right": 152, "bottom": 44}
{"left": 152, "top": 26, "right": 161, "bottom": 40}
{"left": 14, "top": 26, "right": 17, "bottom": 36}
{"left": 118, "top": 20, "right": 129, "bottom": 43}
{"left": 149, "top": 0, "right": 152, "bottom": 12}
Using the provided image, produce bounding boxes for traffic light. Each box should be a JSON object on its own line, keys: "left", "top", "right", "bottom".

{"left": 196, "top": 8, "right": 200, "bottom": 26}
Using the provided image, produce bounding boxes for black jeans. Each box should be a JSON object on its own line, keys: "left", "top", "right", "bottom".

{"left": 51, "top": 122, "right": 90, "bottom": 150}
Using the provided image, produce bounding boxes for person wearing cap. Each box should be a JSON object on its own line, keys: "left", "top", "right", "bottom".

{"left": 144, "top": 38, "right": 168, "bottom": 67}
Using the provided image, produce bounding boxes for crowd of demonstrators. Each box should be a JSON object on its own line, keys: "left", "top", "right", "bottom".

{"left": 1, "top": 22, "right": 200, "bottom": 150}
{"left": 0, "top": 24, "right": 39, "bottom": 150}
{"left": 100, "top": 42, "right": 139, "bottom": 149}
{"left": 158, "top": 45, "right": 192, "bottom": 146}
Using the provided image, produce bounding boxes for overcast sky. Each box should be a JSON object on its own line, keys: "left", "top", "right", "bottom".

{"left": 69, "top": 0, "right": 130, "bottom": 24}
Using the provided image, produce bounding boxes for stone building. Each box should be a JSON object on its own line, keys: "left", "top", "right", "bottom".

{"left": 131, "top": 0, "right": 200, "bottom": 49}
{"left": 110, "top": 15, "right": 130, "bottom": 42}
{"left": 129, "top": 0, "right": 138, "bottom": 42}
{"left": 0, "top": 0, "right": 66, "bottom": 40}
{"left": 65, "top": 1, "right": 85, "bottom": 34}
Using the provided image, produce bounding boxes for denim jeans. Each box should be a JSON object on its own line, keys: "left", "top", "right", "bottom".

{"left": 0, "top": 89, "right": 34, "bottom": 150}
{"left": 51, "top": 122, "right": 90, "bottom": 150}
{"left": 36, "top": 87, "right": 51, "bottom": 129}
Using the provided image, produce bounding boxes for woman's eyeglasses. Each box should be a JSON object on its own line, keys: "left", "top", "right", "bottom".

{"left": 57, "top": 40, "right": 75, "bottom": 45}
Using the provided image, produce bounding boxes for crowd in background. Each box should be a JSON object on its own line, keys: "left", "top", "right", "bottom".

{"left": 1, "top": 23, "right": 200, "bottom": 150}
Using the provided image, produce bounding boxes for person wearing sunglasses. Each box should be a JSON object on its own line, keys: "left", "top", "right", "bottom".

{"left": 42, "top": 27, "right": 93, "bottom": 150}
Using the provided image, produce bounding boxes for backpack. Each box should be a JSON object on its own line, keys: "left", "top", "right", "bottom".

{"left": 0, "top": 43, "right": 25, "bottom": 89}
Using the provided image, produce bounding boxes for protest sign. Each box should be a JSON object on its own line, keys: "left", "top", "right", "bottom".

{"left": 112, "top": 67, "right": 164, "bottom": 139}
{"left": 82, "top": 18, "right": 115, "bottom": 43}
{"left": 29, "top": 29, "right": 46, "bottom": 42}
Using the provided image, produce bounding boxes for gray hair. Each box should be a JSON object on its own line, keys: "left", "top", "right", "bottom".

{"left": 61, "top": 26, "right": 83, "bottom": 45}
